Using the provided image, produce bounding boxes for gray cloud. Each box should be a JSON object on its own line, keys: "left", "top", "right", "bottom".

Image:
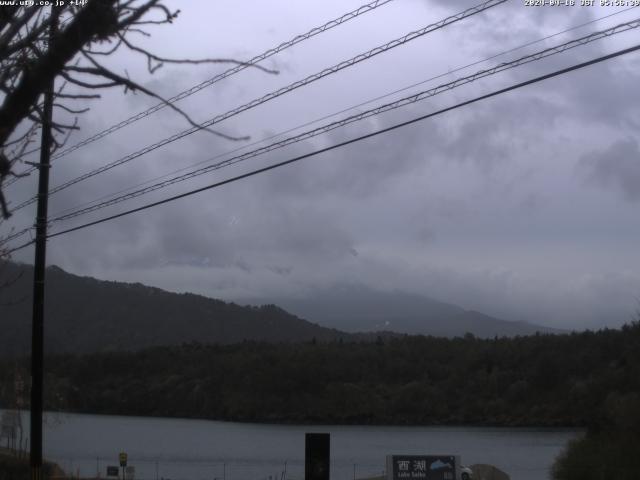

{"left": 579, "top": 137, "right": 640, "bottom": 201}
{"left": 5, "top": 0, "right": 640, "bottom": 331}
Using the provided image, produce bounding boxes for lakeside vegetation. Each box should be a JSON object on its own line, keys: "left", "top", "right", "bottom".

{"left": 0, "top": 449, "right": 61, "bottom": 480}
{"left": 1, "top": 325, "right": 639, "bottom": 478}
{"left": 1, "top": 324, "right": 639, "bottom": 428}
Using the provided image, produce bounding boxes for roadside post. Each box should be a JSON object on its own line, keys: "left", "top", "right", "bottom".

{"left": 305, "top": 433, "right": 330, "bottom": 480}
{"left": 119, "top": 452, "right": 128, "bottom": 480}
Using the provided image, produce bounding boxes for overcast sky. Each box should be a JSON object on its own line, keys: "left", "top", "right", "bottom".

{"left": 3, "top": 0, "right": 640, "bottom": 329}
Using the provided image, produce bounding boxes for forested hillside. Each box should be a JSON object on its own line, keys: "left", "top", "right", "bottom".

{"left": 0, "top": 262, "right": 349, "bottom": 356}
{"left": 0, "top": 262, "right": 556, "bottom": 357}
{"left": 1, "top": 324, "right": 638, "bottom": 427}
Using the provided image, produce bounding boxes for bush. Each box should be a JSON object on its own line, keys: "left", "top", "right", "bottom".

{"left": 552, "top": 432, "right": 640, "bottom": 480}
{"left": 0, "top": 453, "right": 61, "bottom": 480}
{"left": 552, "top": 392, "right": 640, "bottom": 480}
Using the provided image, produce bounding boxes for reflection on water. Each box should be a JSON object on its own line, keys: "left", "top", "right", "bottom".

{"left": 8, "top": 411, "right": 580, "bottom": 480}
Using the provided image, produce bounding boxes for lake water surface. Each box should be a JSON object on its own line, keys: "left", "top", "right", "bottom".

{"left": 13, "top": 412, "right": 580, "bottom": 480}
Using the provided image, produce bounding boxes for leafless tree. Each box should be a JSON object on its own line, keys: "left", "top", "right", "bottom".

{"left": 0, "top": 0, "right": 276, "bottom": 219}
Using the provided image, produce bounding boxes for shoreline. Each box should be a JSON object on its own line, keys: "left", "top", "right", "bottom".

{"left": 1, "top": 407, "right": 586, "bottom": 431}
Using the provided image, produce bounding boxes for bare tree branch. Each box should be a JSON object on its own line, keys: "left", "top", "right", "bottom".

{"left": 117, "top": 33, "right": 279, "bottom": 74}
{"left": 53, "top": 103, "right": 90, "bottom": 115}
{"left": 0, "top": 8, "right": 40, "bottom": 56}
{"left": 55, "top": 92, "right": 101, "bottom": 99}
{"left": 0, "top": 0, "right": 121, "bottom": 146}
{"left": 79, "top": 54, "right": 250, "bottom": 141}
{"left": 0, "top": 0, "right": 276, "bottom": 221}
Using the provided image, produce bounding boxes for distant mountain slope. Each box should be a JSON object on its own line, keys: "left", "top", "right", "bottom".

{"left": 0, "top": 262, "right": 348, "bottom": 357}
{"left": 243, "top": 284, "right": 562, "bottom": 338}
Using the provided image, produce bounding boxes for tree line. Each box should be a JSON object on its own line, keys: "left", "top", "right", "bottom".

{"left": 1, "top": 324, "right": 639, "bottom": 427}
{"left": 1, "top": 324, "right": 639, "bottom": 479}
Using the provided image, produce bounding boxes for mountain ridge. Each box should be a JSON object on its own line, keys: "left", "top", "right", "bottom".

{"left": 0, "top": 261, "right": 349, "bottom": 357}
{"left": 0, "top": 261, "right": 559, "bottom": 358}
{"left": 240, "top": 283, "right": 562, "bottom": 338}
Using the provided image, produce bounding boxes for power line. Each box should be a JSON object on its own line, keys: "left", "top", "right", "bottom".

{"left": 48, "top": 6, "right": 639, "bottom": 221}
{"left": 5, "top": 6, "right": 635, "bottom": 246}
{"left": 5, "top": 0, "right": 397, "bottom": 184}
{"left": 2, "top": 15, "right": 637, "bottom": 246}
{"left": 8, "top": 0, "right": 507, "bottom": 211}
{"left": 44, "top": 18, "right": 640, "bottom": 224}
{"left": 6, "top": 42, "right": 638, "bottom": 255}
{"left": 0, "top": 226, "right": 33, "bottom": 245}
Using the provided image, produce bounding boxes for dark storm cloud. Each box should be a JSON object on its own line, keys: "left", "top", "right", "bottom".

{"left": 424, "top": 0, "right": 587, "bottom": 48}
{"left": 5, "top": 0, "right": 640, "bottom": 332}
{"left": 258, "top": 112, "right": 441, "bottom": 200}
{"left": 255, "top": 85, "right": 563, "bottom": 203}
{"left": 564, "top": 58, "right": 640, "bottom": 129}
{"left": 437, "top": 93, "right": 564, "bottom": 172}
{"left": 58, "top": 180, "right": 357, "bottom": 272}
{"left": 425, "top": 0, "right": 639, "bottom": 130}
{"left": 579, "top": 137, "right": 640, "bottom": 201}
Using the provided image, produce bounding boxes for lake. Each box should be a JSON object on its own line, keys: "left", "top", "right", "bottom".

{"left": 8, "top": 411, "right": 581, "bottom": 480}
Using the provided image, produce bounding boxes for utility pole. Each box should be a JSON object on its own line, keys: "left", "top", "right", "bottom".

{"left": 30, "top": 6, "right": 58, "bottom": 480}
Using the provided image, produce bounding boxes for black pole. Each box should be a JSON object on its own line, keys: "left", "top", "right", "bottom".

{"left": 305, "top": 433, "right": 330, "bottom": 480}
{"left": 30, "top": 7, "right": 57, "bottom": 480}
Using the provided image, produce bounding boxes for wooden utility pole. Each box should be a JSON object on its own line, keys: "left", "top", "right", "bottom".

{"left": 30, "top": 6, "right": 58, "bottom": 480}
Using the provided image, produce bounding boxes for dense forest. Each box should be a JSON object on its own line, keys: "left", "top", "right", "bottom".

{"left": 1, "top": 324, "right": 639, "bottom": 427}
{"left": 2, "top": 324, "right": 640, "bottom": 478}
